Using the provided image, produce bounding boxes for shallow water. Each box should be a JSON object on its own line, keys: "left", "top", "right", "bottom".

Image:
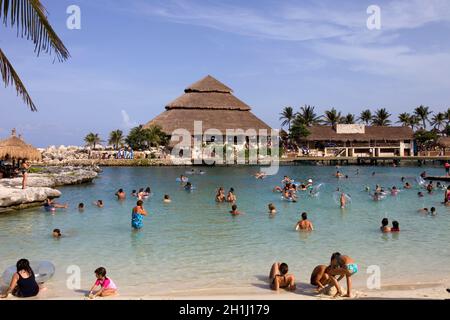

{"left": 1, "top": 165, "right": 449, "bottom": 297}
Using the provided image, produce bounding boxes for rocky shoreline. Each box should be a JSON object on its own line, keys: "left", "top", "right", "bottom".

{"left": 0, "top": 166, "right": 99, "bottom": 213}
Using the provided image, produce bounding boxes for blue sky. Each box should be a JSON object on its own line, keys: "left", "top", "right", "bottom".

{"left": 1, "top": 0, "right": 450, "bottom": 147}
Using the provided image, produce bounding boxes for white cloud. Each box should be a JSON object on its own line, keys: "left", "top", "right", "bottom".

{"left": 121, "top": 110, "right": 137, "bottom": 129}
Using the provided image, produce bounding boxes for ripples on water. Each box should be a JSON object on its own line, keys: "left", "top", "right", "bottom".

{"left": 0, "top": 165, "right": 449, "bottom": 297}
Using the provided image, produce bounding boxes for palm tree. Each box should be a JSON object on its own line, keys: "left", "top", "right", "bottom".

{"left": 371, "top": 108, "right": 391, "bottom": 126}
{"left": 343, "top": 113, "right": 355, "bottom": 124}
{"left": 0, "top": 0, "right": 70, "bottom": 111}
{"left": 279, "top": 107, "right": 295, "bottom": 132}
{"left": 445, "top": 108, "right": 450, "bottom": 124}
{"left": 296, "top": 105, "right": 321, "bottom": 127}
{"left": 397, "top": 113, "right": 412, "bottom": 126}
{"left": 145, "top": 125, "right": 167, "bottom": 147}
{"left": 358, "top": 109, "right": 372, "bottom": 125}
{"left": 407, "top": 115, "right": 421, "bottom": 130}
{"left": 414, "top": 105, "right": 432, "bottom": 129}
{"left": 322, "top": 108, "right": 342, "bottom": 126}
{"left": 108, "top": 130, "right": 124, "bottom": 150}
{"left": 431, "top": 112, "right": 446, "bottom": 131}
{"left": 84, "top": 133, "right": 102, "bottom": 150}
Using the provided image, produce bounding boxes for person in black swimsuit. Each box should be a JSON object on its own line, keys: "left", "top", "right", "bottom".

{"left": 21, "top": 160, "right": 30, "bottom": 190}
{"left": 1, "top": 259, "right": 39, "bottom": 298}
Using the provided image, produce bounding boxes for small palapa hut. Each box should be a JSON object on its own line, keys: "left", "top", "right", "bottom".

{"left": 144, "top": 75, "right": 272, "bottom": 146}
{"left": 0, "top": 129, "right": 41, "bottom": 162}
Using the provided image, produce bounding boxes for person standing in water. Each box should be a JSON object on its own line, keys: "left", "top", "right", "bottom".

{"left": 131, "top": 200, "right": 148, "bottom": 230}
{"left": 115, "top": 189, "right": 126, "bottom": 200}
{"left": 340, "top": 193, "right": 346, "bottom": 209}
{"left": 295, "top": 212, "right": 314, "bottom": 231}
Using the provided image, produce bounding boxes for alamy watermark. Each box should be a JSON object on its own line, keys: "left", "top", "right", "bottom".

{"left": 66, "top": 5, "right": 81, "bottom": 30}
{"left": 367, "top": 5, "right": 381, "bottom": 30}
{"left": 169, "top": 121, "right": 280, "bottom": 175}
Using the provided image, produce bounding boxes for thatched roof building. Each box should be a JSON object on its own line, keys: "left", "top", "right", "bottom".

{"left": 304, "top": 125, "right": 414, "bottom": 142}
{"left": 301, "top": 124, "right": 414, "bottom": 157}
{"left": 437, "top": 137, "right": 450, "bottom": 148}
{"left": 0, "top": 129, "right": 41, "bottom": 161}
{"left": 144, "top": 75, "right": 271, "bottom": 135}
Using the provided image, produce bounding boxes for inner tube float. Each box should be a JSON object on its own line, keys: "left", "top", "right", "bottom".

{"left": 2, "top": 261, "right": 55, "bottom": 285}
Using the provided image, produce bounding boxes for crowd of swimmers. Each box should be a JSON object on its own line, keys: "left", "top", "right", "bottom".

{"left": 12, "top": 167, "right": 449, "bottom": 299}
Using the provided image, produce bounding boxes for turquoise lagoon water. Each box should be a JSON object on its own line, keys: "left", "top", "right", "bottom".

{"left": 0, "top": 165, "right": 449, "bottom": 297}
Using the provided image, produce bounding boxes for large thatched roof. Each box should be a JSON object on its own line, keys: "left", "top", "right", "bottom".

{"left": 145, "top": 75, "right": 271, "bottom": 134}
{"left": 0, "top": 129, "right": 41, "bottom": 161}
{"left": 304, "top": 126, "right": 414, "bottom": 141}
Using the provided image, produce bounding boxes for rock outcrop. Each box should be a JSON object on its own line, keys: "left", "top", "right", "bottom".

{"left": 0, "top": 166, "right": 98, "bottom": 188}
{"left": 0, "top": 185, "right": 61, "bottom": 213}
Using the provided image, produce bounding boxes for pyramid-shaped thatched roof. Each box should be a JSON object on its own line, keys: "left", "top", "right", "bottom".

{"left": 145, "top": 75, "right": 271, "bottom": 135}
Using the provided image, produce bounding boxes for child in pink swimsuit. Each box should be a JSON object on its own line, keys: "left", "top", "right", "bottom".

{"left": 88, "top": 267, "right": 117, "bottom": 298}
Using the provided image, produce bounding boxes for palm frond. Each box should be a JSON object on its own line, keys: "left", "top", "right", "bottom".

{"left": 0, "top": 48, "right": 37, "bottom": 111}
{"left": 0, "top": 0, "right": 70, "bottom": 61}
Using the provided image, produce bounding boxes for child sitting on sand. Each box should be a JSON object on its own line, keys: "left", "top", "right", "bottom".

{"left": 88, "top": 267, "right": 117, "bottom": 299}
{"left": 269, "top": 262, "right": 296, "bottom": 292}
{"left": 310, "top": 265, "right": 342, "bottom": 296}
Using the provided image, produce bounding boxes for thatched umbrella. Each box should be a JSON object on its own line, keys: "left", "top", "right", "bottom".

{"left": 0, "top": 129, "right": 41, "bottom": 161}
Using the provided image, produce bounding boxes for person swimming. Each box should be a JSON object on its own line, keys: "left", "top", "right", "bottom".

{"left": 184, "top": 182, "right": 194, "bottom": 191}
{"left": 78, "top": 203, "right": 84, "bottom": 212}
{"left": 52, "top": 228, "right": 62, "bottom": 238}
{"left": 44, "top": 198, "right": 68, "bottom": 211}
{"left": 115, "top": 189, "right": 126, "bottom": 200}
{"left": 418, "top": 191, "right": 424, "bottom": 197}
{"left": 163, "top": 195, "right": 171, "bottom": 203}
{"left": 268, "top": 203, "right": 276, "bottom": 214}
{"left": 430, "top": 207, "right": 436, "bottom": 216}
{"left": 229, "top": 204, "right": 241, "bottom": 215}
{"left": 226, "top": 188, "right": 237, "bottom": 202}
{"left": 335, "top": 171, "right": 344, "bottom": 178}
{"left": 404, "top": 182, "right": 411, "bottom": 189}
{"left": 215, "top": 187, "right": 225, "bottom": 202}
{"left": 390, "top": 186, "right": 399, "bottom": 196}
{"left": 380, "top": 218, "right": 391, "bottom": 233}
{"left": 426, "top": 182, "right": 433, "bottom": 194}
{"left": 255, "top": 171, "right": 267, "bottom": 179}
{"left": 391, "top": 221, "right": 400, "bottom": 232}
{"left": 144, "top": 187, "right": 151, "bottom": 197}
{"left": 137, "top": 188, "right": 145, "bottom": 200}
{"left": 295, "top": 212, "right": 314, "bottom": 231}
{"left": 94, "top": 200, "right": 104, "bottom": 208}
{"left": 131, "top": 190, "right": 137, "bottom": 197}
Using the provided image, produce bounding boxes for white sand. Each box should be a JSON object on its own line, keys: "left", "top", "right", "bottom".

{"left": 3, "top": 281, "right": 447, "bottom": 300}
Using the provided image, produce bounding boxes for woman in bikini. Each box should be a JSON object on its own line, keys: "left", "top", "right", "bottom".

{"left": 21, "top": 160, "right": 30, "bottom": 190}
{"left": 268, "top": 262, "right": 296, "bottom": 292}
